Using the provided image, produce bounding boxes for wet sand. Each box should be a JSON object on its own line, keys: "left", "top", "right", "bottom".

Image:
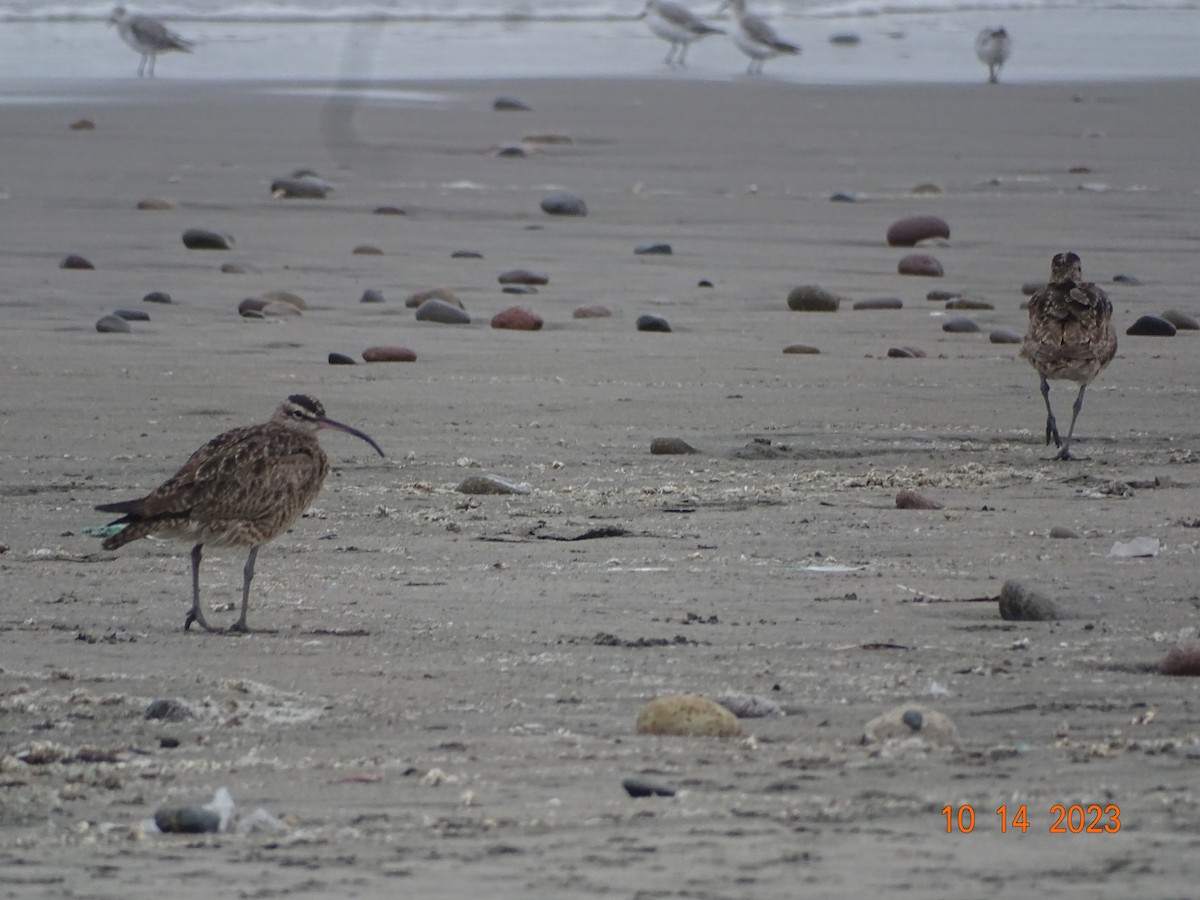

{"left": 1, "top": 76, "right": 1199, "bottom": 898}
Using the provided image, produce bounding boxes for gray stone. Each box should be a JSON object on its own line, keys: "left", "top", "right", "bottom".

{"left": 96, "top": 314, "right": 131, "bottom": 333}
{"left": 60, "top": 254, "right": 94, "bottom": 270}
{"left": 540, "top": 190, "right": 587, "bottom": 217}
{"left": 416, "top": 298, "right": 471, "bottom": 324}
{"left": 989, "top": 329, "right": 1022, "bottom": 344}
{"left": 113, "top": 308, "right": 149, "bottom": 321}
{"left": 787, "top": 285, "right": 841, "bottom": 312}
{"left": 650, "top": 437, "right": 698, "bottom": 455}
{"left": 829, "top": 191, "right": 858, "bottom": 202}
{"left": 942, "top": 316, "right": 979, "bottom": 333}
{"left": 998, "top": 580, "right": 1062, "bottom": 622}
{"left": 328, "top": 352, "right": 357, "bottom": 365}
{"left": 853, "top": 297, "right": 903, "bottom": 310}
{"left": 493, "top": 96, "right": 531, "bottom": 111}
{"left": 636, "top": 314, "right": 671, "bottom": 333}
{"left": 635, "top": 242, "right": 673, "bottom": 255}
{"left": 143, "top": 291, "right": 172, "bottom": 304}
{"left": 1161, "top": 309, "right": 1199, "bottom": 330}
{"left": 360, "top": 289, "right": 385, "bottom": 303}
{"left": 1126, "top": 315, "right": 1175, "bottom": 337}
{"left": 155, "top": 806, "right": 221, "bottom": 834}
{"left": 181, "top": 228, "right": 234, "bottom": 250}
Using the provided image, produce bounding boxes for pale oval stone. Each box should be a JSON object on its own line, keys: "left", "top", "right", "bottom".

{"left": 863, "top": 705, "right": 959, "bottom": 747}
{"left": 406, "top": 286, "right": 462, "bottom": 309}
{"left": 635, "top": 694, "right": 744, "bottom": 738}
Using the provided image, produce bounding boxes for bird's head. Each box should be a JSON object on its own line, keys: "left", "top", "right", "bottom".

{"left": 108, "top": 6, "right": 127, "bottom": 26}
{"left": 274, "top": 395, "right": 385, "bottom": 457}
{"left": 1049, "top": 251, "right": 1083, "bottom": 285}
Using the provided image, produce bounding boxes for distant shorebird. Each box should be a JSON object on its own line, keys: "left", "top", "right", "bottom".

{"left": 717, "top": 0, "right": 800, "bottom": 75}
{"left": 96, "top": 395, "right": 384, "bottom": 633}
{"left": 107, "top": 6, "right": 193, "bottom": 78}
{"left": 1021, "top": 252, "right": 1117, "bottom": 461}
{"left": 975, "top": 26, "right": 1011, "bottom": 83}
{"left": 639, "top": 0, "right": 724, "bottom": 67}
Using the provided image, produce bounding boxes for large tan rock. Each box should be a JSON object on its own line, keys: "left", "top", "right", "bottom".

{"left": 635, "top": 694, "right": 744, "bottom": 738}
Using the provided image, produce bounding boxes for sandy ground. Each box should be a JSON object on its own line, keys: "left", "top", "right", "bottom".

{"left": 1, "top": 76, "right": 1199, "bottom": 898}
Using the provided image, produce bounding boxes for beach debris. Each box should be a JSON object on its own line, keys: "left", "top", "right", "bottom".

{"left": 360, "top": 288, "right": 385, "bottom": 304}
{"left": 362, "top": 346, "right": 417, "bottom": 362}
{"left": 493, "top": 95, "right": 531, "bottom": 111}
{"left": 635, "top": 242, "right": 673, "bottom": 255}
{"left": 144, "top": 698, "right": 200, "bottom": 722}
{"left": 886, "top": 215, "right": 950, "bottom": 247}
{"left": 1159, "top": 641, "right": 1200, "bottom": 676}
{"left": 787, "top": 284, "right": 841, "bottom": 312}
{"left": 456, "top": 474, "right": 531, "bottom": 495}
{"left": 887, "top": 346, "right": 927, "bottom": 358}
{"left": 60, "top": 254, "right": 94, "bottom": 270}
{"left": 862, "top": 705, "right": 960, "bottom": 749}
{"left": 113, "top": 308, "right": 149, "bottom": 322}
{"left": 895, "top": 489, "right": 942, "bottom": 510}
{"left": 328, "top": 352, "right": 356, "bottom": 365}
{"left": 1049, "top": 526, "right": 1080, "bottom": 539}
{"left": 352, "top": 244, "right": 383, "bottom": 255}
{"left": 260, "top": 290, "right": 306, "bottom": 310}
{"left": 96, "top": 315, "right": 131, "bottom": 333}
{"left": 853, "top": 297, "right": 903, "bottom": 310}
{"left": 415, "top": 298, "right": 471, "bottom": 324}
{"left": 406, "top": 286, "right": 462, "bottom": 309}
{"left": 1161, "top": 310, "right": 1198, "bottom": 330}
{"left": 537, "top": 526, "right": 629, "bottom": 542}
{"left": 498, "top": 268, "right": 548, "bottom": 286}
{"left": 829, "top": 190, "right": 858, "bottom": 202}
{"left": 946, "top": 298, "right": 993, "bottom": 310}
{"left": 942, "top": 316, "right": 979, "bottom": 333}
{"left": 650, "top": 437, "right": 699, "bottom": 455}
{"left": 898, "top": 253, "right": 944, "bottom": 277}
{"left": 1109, "top": 537, "right": 1160, "bottom": 558}
{"left": 1112, "top": 273, "right": 1142, "bottom": 285}
{"left": 270, "top": 176, "right": 329, "bottom": 199}
{"left": 143, "top": 291, "right": 172, "bottom": 304}
{"left": 136, "top": 197, "right": 174, "bottom": 210}
{"left": 1126, "top": 315, "right": 1176, "bottom": 337}
{"left": 153, "top": 787, "right": 235, "bottom": 835}
{"left": 635, "top": 694, "right": 744, "bottom": 738}
{"left": 491, "top": 306, "right": 543, "bottom": 331}
{"left": 372, "top": 205, "right": 406, "bottom": 215}
{"left": 451, "top": 249, "right": 484, "bottom": 259}
{"left": 540, "top": 190, "right": 587, "bottom": 217}
{"left": 636, "top": 314, "right": 672, "bottom": 332}
{"left": 783, "top": 343, "right": 821, "bottom": 354}
{"left": 82, "top": 524, "right": 126, "bottom": 539}
{"left": 574, "top": 305, "right": 612, "bottom": 319}
{"left": 69, "top": 118, "right": 95, "bottom": 130}
{"left": 715, "top": 690, "right": 785, "bottom": 718}
{"left": 989, "top": 329, "right": 1022, "bottom": 344}
{"left": 181, "top": 228, "right": 233, "bottom": 250}
{"left": 220, "top": 263, "right": 248, "bottom": 274}
{"left": 622, "top": 777, "right": 676, "bottom": 798}
{"left": 503, "top": 285, "right": 538, "bottom": 295}
{"left": 998, "top": 579, "right": 1063, "bottom": 621}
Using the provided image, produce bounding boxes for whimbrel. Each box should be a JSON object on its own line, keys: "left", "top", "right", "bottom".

{"left": 1021, "top": 252, "right": 1117, "bottom": 461}
{"left": 639, "top": 1, "right": 724, "bottom": 68}
{"left": 975, "top": 27, "right": 1012, "bottom": 84}
{"left": 717, "top": 0, "right": 800, "bottom": 75}
{"left": 96, "top": 395, "right": 384, "bottom": 633}
{"left": 108, "top": 6, "right": 193, "bottom": 78}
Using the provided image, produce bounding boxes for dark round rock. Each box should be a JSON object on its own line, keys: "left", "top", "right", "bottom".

{"left": 181, "top": 228, "right": 234, "bottom": 250}
{"left": 498, "top": 268, "right": 549, "bottom": 285}
{"left": 999, "top": 580, "right": 1062, "bottom": 622}
{"left": 353, "top": 244, "right": 383, "bottom": 255}
{"left": 887, "top": 346, "right": 926, "bottom": 358}
{"left": 650, "top": 437, "right": 698, "bottom": 455}
{"left": 697, "top": 279, "right": 714, "bottom": 288}
{"left": 60, "top": 254, "right": 94, "bottom": 270}
{"left": 360, "top": 288, "right": 385, "bottom": 304}
{"left": 782, "top": 344, "right": 820, "bottom": 354}
{"left": 220, "top": 263, "right": 247, "bottom": 274}
{"left": 143, "top": 291, "right": 172, "bottom": 304}
{"left": 363, "top": 346, "right": 418, "bottom": 362}
{"left": 829, "top": 191, "right": 858, "bottom": 203}
{"left": 1161, "top": 309, "right": 1199, "bottom": 330}
{"left": 494, "top": 145, "right": 527, "bottom": 158}
{"left": 942, "top": 317, "right": 979, "bottom": 333}
{"left": 328, "top": 352, "right": 357, "bottom": 365}
{"left": 787, "top": 285, "right": 841, "bottom": 312}
{"left": 1112, "top": 273, "right": 1142, "bottom": 285}
{"left": 452, "top": 249, "right": 484, "bottom": 259}
{"left": 155, "top": 806, "right": 221, "bottom": 834}
{"left": 622, "top": 777, "right": 676, "bottom": 798}
{"left": 270, "top": 178, "right": 328, "bottom": 199}
{"left": 415, "top": 298, "right": 471, "bottom": 324}
{"left": 502, "top": 285, "right": 538, "bottom": 295}
{"left": 989, "top": 329, "right": 1022, "bottom": 344}
{"left": 1126, "top": 315, "right": 1176, "bottom": 337}
{"left": 372, "top": 206, "right": 406, "bottom": 216}
{"left": 853, "top": 297, "right": 903, "bottom": 311}
{"left": 540, "top": 190, "right": 587, "bottom": 217}
{"left": 636, "top": 314, "right": 671, "bottom": 333}
{"left": 635, "top": 242, "right": 673, "bottom": 255}
{"left": 901, "top": 709, "right": 924, "bottom": 730}
{"left": 898, "top": 253, "right": 944, "bottom": 277}
{"left": 113, "top": 308, "right": 150, "bottom": 321}
{"left": 144, "top": 698, "right": 196, "bottom": 721}
{"left": 886, "top": 215, "right": 950, "bottom": 247}
{"left": 493, "top": 96, "right": 532, "bottom": 111}
{"left": 96, "top": 314, "right": 131, "bottom": 333}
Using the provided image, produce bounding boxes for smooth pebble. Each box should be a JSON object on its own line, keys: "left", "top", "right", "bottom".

{"left": 1126, "top": 315, "right": 1175, "bottom": 337}
{"left": 886, "top": 215, "right": 950, "bottom": 247}
{"left": 636, "top": 314, "right": 671, "bottom": 333}
{"left": 181, "top": 228, "right": 233, "bottom": 250}
{"left": 95, "top": 315, "right": 130, "bottom": 333}
{"left": 415, "top": 298, "right": 471, "bottom": 324}
{"left": 540, "top": 190, "right": 587, "bottom": 217}
{"left": 897, "top": 253, "right": 944, "bottom": 277}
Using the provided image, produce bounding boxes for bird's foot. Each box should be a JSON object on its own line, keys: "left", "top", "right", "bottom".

{"left": 1045, "top": 448, "right": 1087, "bottom": 462}
{"left": 1045, "top": 420, "right": 1061, "bottom": 447}
{"left": 183, "top": 608, "right": 219, "bottom": 633}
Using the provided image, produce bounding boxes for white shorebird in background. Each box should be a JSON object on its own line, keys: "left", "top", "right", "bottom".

{"left": 975, "top": 26, "right": 1011, "bottom": 83}
{"left": 716, "top": 0, "right": 800, "bottom": 75}
{"left": 639, "top": 0, "right": 724, "bottom": 67}
{"left": 108, "top": 6, "right": 194, "bottom": 77}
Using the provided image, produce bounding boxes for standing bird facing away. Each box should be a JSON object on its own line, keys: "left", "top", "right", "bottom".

{"left": 639, "top": 0, "right": 724, "bottom": 68}
{"left": 107, "top": 6, "right": 193, "bottom": 78}
{"left": 717, "top": 0, "right": 800, "bottom": 75}
{"left": 1021, "top": 252, "right": 1117, "bottom": 461}
{"left": 975, "top": 26, "right": 1011, "bottom": 83}
{"left": 96, "top": 396, "right": 384, "bottom": 633}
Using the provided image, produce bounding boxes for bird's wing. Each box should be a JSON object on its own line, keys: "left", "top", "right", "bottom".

{"left": 743, "top": 13, "right": 799, "bottom": 52}
{"left": 660, "top": 1, "right": 723, "bottom": 35}
{"left": 130, "top": 15, "right": 193, "bottom": 52}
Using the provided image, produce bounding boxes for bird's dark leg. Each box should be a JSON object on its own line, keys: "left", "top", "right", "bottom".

{"left": 227, "top": 545, "right": 260, "bottom": 634}
{"left": 664, "top": 43, "right": 677, "bottom": 65}
{"left": 183, "top": 544, "right": 218, "bottom": 632}
{"left": 678, "top": 42, "right": 689, "bottom": 67}
{"left": 1055, "top": 384, "right": 1089, "bottom": 461}
{"left": 989, "top": 65, "right": 999, "bottom": 83}
{"left": 138, "top": 54, "right": 147, "bottom": 77}
{"left": 1039, "top": 375, "right": 1062, "bottom": 448}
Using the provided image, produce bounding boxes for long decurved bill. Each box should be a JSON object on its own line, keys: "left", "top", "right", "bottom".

{"left": 317, "top": 417, "right": 385, "bottom": 457}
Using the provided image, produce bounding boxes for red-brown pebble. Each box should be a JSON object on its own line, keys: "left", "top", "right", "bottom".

{"left": 782, "top": 344, "right": 821, "bottom": 354}
{"left": 896, "top": 489, "right": 943, "bottom": 509}
{"left": 498, "top": 268, "right": 549, "bottom": 286}
{"left": 1159, "top": 641, "right": 1200, "bottom": 676}
{"left": 491, "top": 306, "right": 543, "bottom": 330}
{"left": 69, "top": 118, "right": 95, "bottom": 131}
{"left": 886, "top": 215, "right": 950, "bottom": 247}
{"left": 363, "top": 346, "right": 417, "bottom": 362}
{"left": 898, "top": 254, "right": 944, "bottom": 277}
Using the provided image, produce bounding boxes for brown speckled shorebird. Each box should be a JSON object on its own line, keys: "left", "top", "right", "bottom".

{"left": 1021, "top": 252, "right": 1117, "bottom": 461}
{"left": 96, "top": 395, "right": 384, "bottom": 633}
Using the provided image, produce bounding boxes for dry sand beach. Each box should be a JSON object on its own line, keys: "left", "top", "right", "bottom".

{"left": 2, "top": 74, "right": 1200, "bottom": 897}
